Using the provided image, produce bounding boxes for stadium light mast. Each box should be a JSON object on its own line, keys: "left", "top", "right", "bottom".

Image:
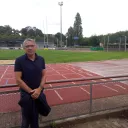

{"left": 119, "top": 37, "right": 121, "bottom": 51}
{"left": 58, "top": 1, "right": 63, "bottom": 47}
{"left": 43, "top": 20, "right": 46, "bottom": 47}
{"left": 122, "top": 35, "right": 127, "bottom": 52}
{"left": 125, "top": 36, "right": 127, "bottom": 52}
{"left": 107, "top": 35, "right": 109, "bottom": 52}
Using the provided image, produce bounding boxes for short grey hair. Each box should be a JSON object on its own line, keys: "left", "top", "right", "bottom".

{"left": 23, "top": 38, "right": 36, "bottom": 48}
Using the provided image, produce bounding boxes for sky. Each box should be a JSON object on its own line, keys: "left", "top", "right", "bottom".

{"left": 0, "top": 0, "right": 128, "bottom": 37}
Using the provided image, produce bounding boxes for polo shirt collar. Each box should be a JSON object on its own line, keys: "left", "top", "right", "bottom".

{"left": 25, "top": 53, "right": 38, "bottom": 61}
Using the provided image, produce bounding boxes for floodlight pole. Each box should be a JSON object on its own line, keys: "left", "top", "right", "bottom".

{"left": 125, "top": 36, "right": 127, "bottom": 52}
{"left": 43, "top": 20, "right": 46, "bottom": 47}
{"left": 119, "top": 37, "right": 121, "bottom": 51}
{"left": 58, "top": 1, "right": 63, "bottom": 47}
{"left": 122, "top": 35, "right": 127, "bottom": 52}
{"left": 66, "top": 36, "right": 68, "bottom": 47}
{"left": 57, "top": 38, "right": 59, "bottom": 48}
{"left": 107, "top": 35, "right": 109, "bottom": 52}
{"left": 103, "top": 36, "right": 105, "bottom": 48}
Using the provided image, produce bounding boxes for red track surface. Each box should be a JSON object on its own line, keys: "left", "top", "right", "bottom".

{"left": 0, "top": 64, "right": 127, "bottom": 113}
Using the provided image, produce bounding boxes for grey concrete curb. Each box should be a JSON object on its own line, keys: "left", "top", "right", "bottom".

{"left": 41, "top": 106, "right": 128, "bottom": 128}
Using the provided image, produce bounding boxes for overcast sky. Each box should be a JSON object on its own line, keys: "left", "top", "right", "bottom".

{"left": 0, "top": 0, "right": 128, "bottom": 37}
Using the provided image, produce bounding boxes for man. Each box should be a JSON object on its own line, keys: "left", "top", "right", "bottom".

{"left": 14, "top": 38, "right": 46, "bottom": 128}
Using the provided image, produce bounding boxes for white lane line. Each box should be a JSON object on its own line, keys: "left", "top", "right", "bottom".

{"left": 103, "top": 85, "right": 118, "bottom": 92}
{"left": 92, "top": 80, "right": 97, "bottom": 82}
{"left": 101, "top": 79, "right": 126, "bottom": 90}
{"left": 3, "top": 77, "right": 15, "bottom": 79}
{"left": 61, "top": 74, "right": 67, "bottom": 79}
{"left": 77, "top": 69, "right": 93, "bottom": 76}
{"left": 72, "top": 82, "right": 76, "bottom": 84}
{"left": 62, "top": 65, "right": 85, "bottom": 78}
{"left": 80, "top": 87, "right": 90, "bottom": 94}
{"left": 49, "top": 66, "right": 67, "bottom": 79}
{"left": 86, "top": 73, "right": 93, "bottom": 76}
{"left": 66, "top": 66, "right": 75, "bottom": 70}
{"left": 49, "top": 84, "right": 52, "bottom": 87}
{"left": 0, "top": 66, "right": 9, "bottom": 82}
{"left": 101, "top": 79, "right": 107, "bottom": 81}
{"left": 47, "top": 72, "right": 79, "bottom": 76}
{"left": 78, "top": 69, "right": 84, "bottom": 72}
{"left": 46, "top": 86, "right": 75, "bottom": 91}
{"left": 114, "top": 84, "right": 126, "bottom": 90}
{"left": 49, "top": 84, "right": 63, "bottom": 100}
{"left": 54, "top": 90, "right": 63, "bottom": 100}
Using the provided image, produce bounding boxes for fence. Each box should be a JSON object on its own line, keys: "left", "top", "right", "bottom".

{"left": 0, "top": 75, "right": 128, "bottom": 128}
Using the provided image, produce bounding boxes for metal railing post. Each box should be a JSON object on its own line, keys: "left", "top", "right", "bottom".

{"left": 89, "top": 83, "right": 93, "bottom": 113}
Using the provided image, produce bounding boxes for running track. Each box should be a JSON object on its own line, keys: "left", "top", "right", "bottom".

{"left": 0, "top": 63, "right": 128, "bottom": 113}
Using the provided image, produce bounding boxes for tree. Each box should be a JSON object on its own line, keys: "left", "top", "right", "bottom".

{"left": 20, "top": 26, "right": 43, "bottom": 37}
{"left": 89, "top": 36, "right": 100, "bottom": 46}
{"left": 73, "top": 13, "right": 83, "bottom": 38}
{"left": 66, "top": 26, "right": 74, "bottom": 46}
{"left": 0, "top": 25, "right": 12, "bottom": 35}
{"left": 21, "top": 28, "right": 28, "bottom": 36}
{"left": 55, "top": 32, "right": 66, "bottom": 46}
{"left": 55, "top": 32, "right": 65, "bottom": 40}
{"left": 35, "top": 28, "right": 43, "bottom": 37}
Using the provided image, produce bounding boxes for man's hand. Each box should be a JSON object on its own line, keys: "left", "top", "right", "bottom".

{"left": 30, "top": 87, "right": 42, "bottom": 99}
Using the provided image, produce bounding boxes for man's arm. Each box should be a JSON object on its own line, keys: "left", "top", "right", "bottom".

{"left": 15, "top": 72, "right": 33, "bottom": 93}
{"left": 39, "top": 69, "right": 46, "bottom": 90}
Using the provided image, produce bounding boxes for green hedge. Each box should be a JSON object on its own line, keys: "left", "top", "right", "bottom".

{"left": 90, "top": 47, "right": 104, "bottom": 51}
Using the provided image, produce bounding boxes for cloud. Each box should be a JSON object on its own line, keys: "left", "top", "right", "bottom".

{"left": 0, "top": 0, "right": 128, "bottom": 37}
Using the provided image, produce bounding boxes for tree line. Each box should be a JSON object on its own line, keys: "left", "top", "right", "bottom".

{"left": 0, "top": 12, "right": 128, "bottom": 47}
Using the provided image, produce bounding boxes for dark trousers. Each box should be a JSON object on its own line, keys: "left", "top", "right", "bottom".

{"left": 20, "top": 93, "right": 39, "bottom": 128}
{"left": 21, "top": 105, "right": 39, "bottom": 128}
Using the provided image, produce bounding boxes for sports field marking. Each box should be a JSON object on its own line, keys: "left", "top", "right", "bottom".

{"left": 77, "top": 69, "right": 93, "bottom": 76}
{"left": 54, "top": 90, "right": 63, "bottom": 100}
{"left": 100, "top": 79, "right": 126, "bottom": 91}
{"left": 47, "top": 82, "right": 64, "bottom": 100}
{"left": 48, "top": 65, "right": 67, "bottom": 79}
{"left": 2, "top": 78, "right": 14, "bottom": 80}
{"left": 80, "top": 87, "right": 90, "bottom": 94}
{"left": 69, "top": 64, "right": 101, "bottom": 76}
{"left": 0, "top": 66, "right": 9, "bottom": 82}
{"left": 63, "top": 65, "right": 85, "bottom": 78}
{"left": 114, "top": 84, "right": 126, "bottom": 90}
{"left": 86, "top": 73, "right": 93, "bottom": 76}
{"left": 47, "top": 72, "right": 82, "bottom": 76}
{"left": 78, "top": 69, "right": 84, "bottom": 72}
{"left": 92, "top": 80, "right": 97, "bottom": 82}
{"left": 103, "top": 85, "right": 118, "bottom": 92}
{"left": 49, "top": 84, "right": 52, "bottom": 87}
{"left": 101, "top": 79, "right": 107, "bottom": 81}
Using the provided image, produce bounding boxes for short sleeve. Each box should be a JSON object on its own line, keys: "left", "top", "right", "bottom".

{"left": 14, "top": 58, "right": 22, "bottom": 72}
{"left": 42, "top": 57, "right": 45, "bottom": 70}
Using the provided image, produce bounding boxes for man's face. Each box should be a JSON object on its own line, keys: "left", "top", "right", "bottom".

{"left": 24, "top": 41, "right": 37, "bottom": 55}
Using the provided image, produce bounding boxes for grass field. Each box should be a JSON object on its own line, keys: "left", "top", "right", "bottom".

{"left": 0, "top": 49, "right": 128, "bottom": 63}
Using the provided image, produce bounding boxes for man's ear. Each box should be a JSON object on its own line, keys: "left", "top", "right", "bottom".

{"left": 35, "top": 44, "right": 38, "bottom": 49}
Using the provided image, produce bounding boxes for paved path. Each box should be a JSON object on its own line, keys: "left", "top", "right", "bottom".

{"left": 72, "top": 59, "right": 128, "bottom": 85}
{"left": 59, "top": 117, "right": 128, "bottom": 128}
{"left": 72, "top": 59, "right": 128, "bottom": 77}
{"left": 0, "top": 60, "right": 14, "bottom": 64}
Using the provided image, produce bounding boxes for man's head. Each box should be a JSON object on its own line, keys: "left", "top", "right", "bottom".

{"left": 23, "top": 38, "right": 37, "bottom": 56}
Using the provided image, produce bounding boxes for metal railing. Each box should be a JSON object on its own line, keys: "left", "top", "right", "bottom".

{"left": 0, "top": 75, "right": 128, "bottom": 128}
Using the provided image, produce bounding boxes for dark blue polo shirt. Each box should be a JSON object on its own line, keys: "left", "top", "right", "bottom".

{"left": 14, "top": 53, "right": 45, "bottom": 93}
